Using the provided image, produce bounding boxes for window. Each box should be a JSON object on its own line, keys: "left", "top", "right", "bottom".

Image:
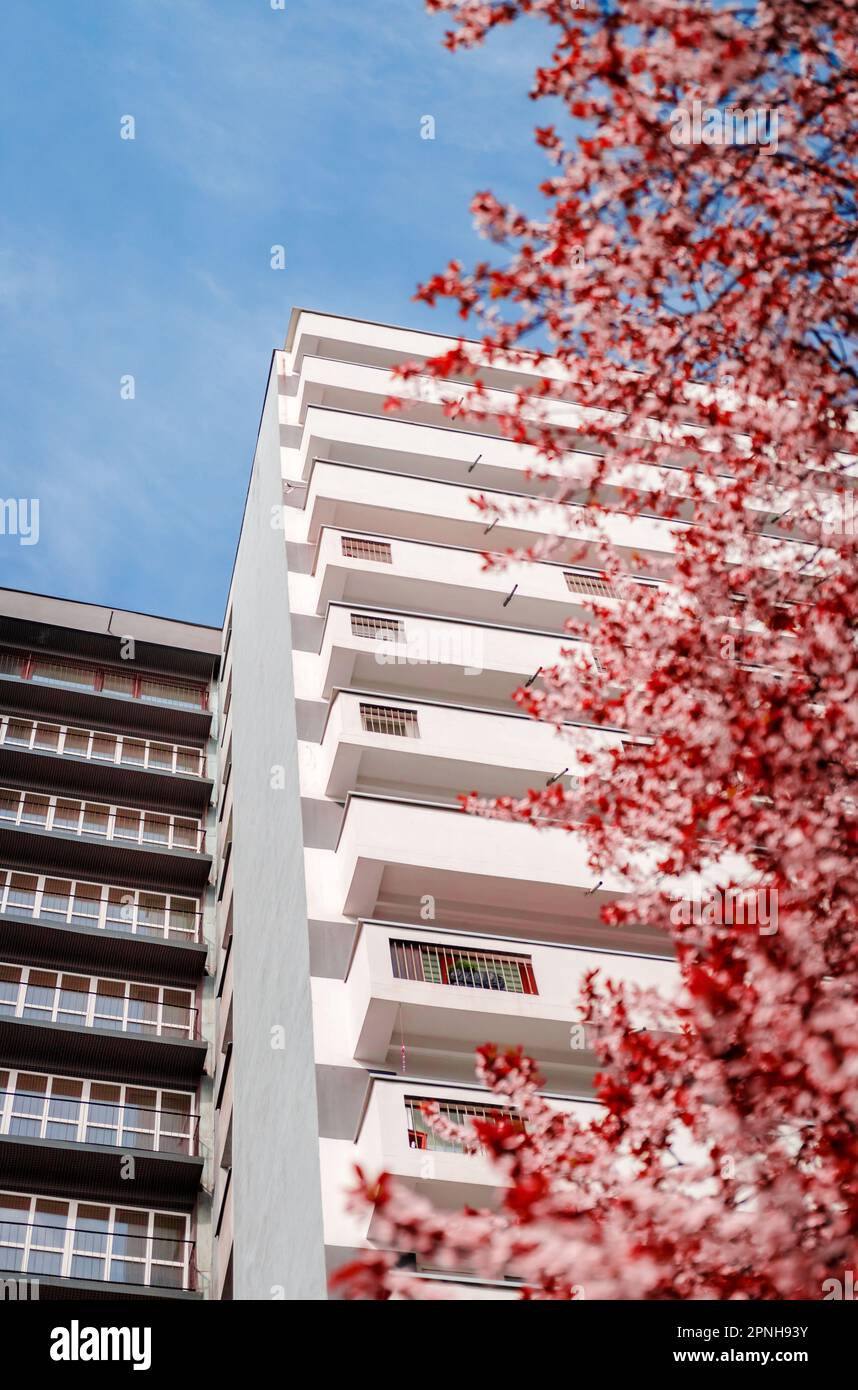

{"left": 4, "top": 719, "right": 32, "bottom": 746}
{"left": 32, "top": 724, "right": 60, "bottom": 752}
{"left": 359, "top": 702, "right": 419, "bottom": 738}
{"left": 139, "top": 676, "right": 205, "bottom": 710}
{"left": 89, "top": 734, "right": 116, "bottom": 762}
{"left": 3, "top": 872, "right": 38, "bottom": 917}
{"left": 341, "top": 536, "right": 392, "bottom": 563}
{"left": 350, "top": 613, "right": 405, "bottom": 640}
{"left": 20, "top": 794, "right": 49, "bottom": 827}
{"left": 0, "top": 869, "right": 201, "bottom": 942}
{"left": 564, "top": 570, "right": 615, "bottom": 599}
{"left": 0, "top": 966, "right": 21, "bottom": 1013}
{"left": 0, "top": 963, "right": 195, "bottom": 1038}
{"left": 30, "top": 657, "right": 94, "bottom": 690}
{"left": 121, "top": 738, "right": 146, "bottom": 767}
{"left": 0, "top": 1193, "right": 193, "bottom": 1288}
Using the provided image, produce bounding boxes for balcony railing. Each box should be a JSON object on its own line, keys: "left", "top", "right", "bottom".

{"left": 405, "top": 1097, "right": 524, "bottom": 1154}
{"left": 0, "top": 788, "right": 206, "bottom": 853}
{"left": 0, "top": 963, "right": 197, "bottom": 1040}
{"left": 0, "top": 1081, "right": 198, "bottom": 1156}
{"left": 0, "top": 868, "right": 203, "bottom": 943}
{"left": 0, "top": 1197, "right": 194, "bottom": 1289}
{"left": 0, "top": 649, "right": 209, "bottom": 712}
{"left": 0, "top": 715, "right": 207, "bottom": 778}
{"left": 390, "top": 939, "right": 537, "bottom": 994}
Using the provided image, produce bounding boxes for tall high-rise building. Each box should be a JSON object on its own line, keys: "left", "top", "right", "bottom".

{"left": 216, "top": 309, "right": 675, "bottom": 1300}
{"left": 0, "top": 310, "right": 675, "bottom": 1301}
{"left": 0, "top": 592, "right": 219, "bottom": 1299}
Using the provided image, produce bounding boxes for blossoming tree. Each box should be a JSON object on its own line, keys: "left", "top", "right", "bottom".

{"left": 335, "top": 0, "right": 858, "bottom": 1299}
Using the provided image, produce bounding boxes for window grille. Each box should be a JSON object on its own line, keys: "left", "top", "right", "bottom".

{"left": 341, "top": 536, "right": 392, "bottom": 563}
{"left": 359, "top": 703, "right": 419, "bottom": 738}
{"left": 564, "top": 570, "right": 615, "bottom": 599}
{"left": 390, "top": 940, "right": 537, "bottom": 994}
{"left": 350, "top": 614, "right": 404, "bottom": 641}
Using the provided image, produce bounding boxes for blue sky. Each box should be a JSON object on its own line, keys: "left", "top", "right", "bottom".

{"left": 0, "top": 0, "right": 546, "bottom": 627}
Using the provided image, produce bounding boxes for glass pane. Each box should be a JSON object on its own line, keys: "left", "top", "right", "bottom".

{"left": 101, "top": 670, "right": 134, "bottom": 697}
{"left": 141, "top": 815, "right": 169, "bottom": 845}
{"left": 167, "top": 897, "right": 197, "bottom": 939}
{"left": 72, "top": 1207, "right": 108, "bottom": 1277}
{"left": 70, "top": 884, "right": 100, "bottom": 927}
{"left": 0, "top": 965, "right": 22, "bottom": 1012}
{"left": 135, "top": 893, "right": 166, "bottom": 937}
{"left": 22, "top": 976, "right": 56, "bottom": 1019}
{"left": 42, "top": 878, "right": 72, "bottom": 922}
{"left": 105, "top": 888, "right": 135, "bottom": 933}
{"left": 152, "top": 1213, "right": 185, "bottom": 1263}
{"left": 5, "top": 719, "right": 32, "bottom": 745}
{"left": 127, "top": 986, "right": 158, "bottom": 1034}
{"left": 53, "top": 800, "right": 81, "bottom": 831}
{"left": 33, "top": 724, "right": 60, "bottom": 751}
{"left": 121, "top": 738, "right": 146, "bottom": 766}
{"left": 20, "top": 795, "right": 49, "bottom": 826}
{"left": 32, "top": 658, "right": 92, "bottom": 689}
{"left": 140, "top": 676, "right": 199, "bottom": 709}
{"left": 162, "top": 990, "right": 193, "bottom": 1037}
{"left": 112, "top": 1209, "right": 149, "bottom": 1259}
{"left": 81, "top": 804, "right": 110, "bottom": 836}
{"left": 113, "top": 810, "right": 141, "bottom": 841}
{"left": 172, "top": 819, "right": 198, "bottom": 849}
{"left": 0, "top": 1194, "right": 30, "bottom": 1271}
{"left": 5, "top": 874, "right": 38, "bottom": 915}
{"left": 148, "top": 743, "right": 173, "bottom": 769}
{"left": 94, "top": 979, "right": 125, "bottom": 1030}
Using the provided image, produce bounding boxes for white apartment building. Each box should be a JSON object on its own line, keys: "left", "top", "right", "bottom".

{"left": 214, "top": 309, "right": 681, "bottom": 1300}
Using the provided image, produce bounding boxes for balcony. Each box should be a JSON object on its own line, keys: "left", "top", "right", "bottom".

{"left": 0, "top": 1071, "right": 201, "bottom": 1205}
{"left": 292, "top": 392, "right": 823, "bottom": 547}
{"left": 327, "top": 793, "right": 649, "bottom": 951}
{"left": 294, "top": 399, "right": 567, "bottom": 498}
{"left": 346, "top": 920, "right": 676, "bottom": 1077}
{"left": 355, "top": 1076, "right": 595, "bottom": 1209}
{"left": 0, "top": 1192, "right": 197, "bottom": 1297}
{"left": 0, "top": 788, "right": 210, "bottom": 891}
{"left": 0, "top": 963, "right": 197, "bottom": 1038}
{"left": 0, "top": 869, "right": 206, "bottom": 984}
{"left": 0, "top": 649, "right": 211, "bottom": 740}
{"left": 303, "top": 459, "right": 680, "bottom": 567}
{"left": 314, "top": 601, "right": 589, "bottom": 712}
{"left": 317, "top": 689, "right": 623, "bottom": 802}
{"left": 0, "top": 715, "right": 207, "bottom": 778}
{"left": 0, "top": 715, "right": 210, "bottom": 816}
{"left": 311, "top": 526, "right": 624, "bottom": 636}
{"left": 0, "top": 962, "right": 204, "bottom": 1087}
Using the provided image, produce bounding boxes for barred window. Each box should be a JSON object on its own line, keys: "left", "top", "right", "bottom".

{"left": 359, "top": 703, "right": 419, "bottom": 738}
{"left": 341, "top": 536, "right": 392, "bottom": 563}
{"left": 350, "top": 614, "right": 405, "bottom": 640}
{"left": 564, "top": 570, "right": 615, "bottom": 599}
{"left": 390, "top": 939, "right": 537, "bottom": 994}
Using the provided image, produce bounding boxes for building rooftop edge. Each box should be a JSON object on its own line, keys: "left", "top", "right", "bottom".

{"left": 284, "top": 305, "right": 486, "bottom": 355}
{"left": 0, "top": 586, "right": 222, "bottom": 658}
